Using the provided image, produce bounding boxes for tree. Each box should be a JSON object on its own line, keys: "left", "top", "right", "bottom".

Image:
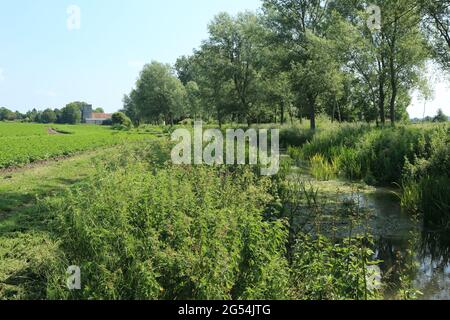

{"left": 175, "top": 55, "right": 197, "bottom": 86}
{"left": 127, "top": 61, "right": 186, "bottom": 125}
{"left": 434, "top": 108, "right": 448, "bottom": 122}
{"left": 191, "top": 47, "right": 236, "bottom": 126}
{"left": 328, "top": 1, "right": 429, "bottom": 126}
{"left": 0, "top": 107, "right": 16, "bottom": 121}
{"left": 94, "top": 107, "right": 105, "bottom": 113}
{"left": 185, "top": 81, "right": 202, "bottom": 120}
{"left": 41, "top": 108, "right": 57, "bottom": 123}
{"left": 203, "top": 12, "right": 266, "bottom": 125}
{"left": 61, "top": 102, "right": 83, "bottom": 124}
{"left": 381, "top": 0, "right": 429, "bottom": 126}
{"left": 122, "top": 93, "right": 140, "bottom": 126}
{"left": 290, "top": 33, "right": 343, "bottom": 129}
{"left": 420, "top": 0, "right": 450, "bottom": 69}
{"left": 263, "top": 0, "right": 334, "bottom": 129}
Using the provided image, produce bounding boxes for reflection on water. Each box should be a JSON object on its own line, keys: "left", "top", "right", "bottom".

{"left": 363, "top": 190, "right": 450, "bottom": 300}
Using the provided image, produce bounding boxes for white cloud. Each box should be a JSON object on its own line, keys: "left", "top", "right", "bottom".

{"left": 127, "top": 60, "right": 145, "bottom": 69}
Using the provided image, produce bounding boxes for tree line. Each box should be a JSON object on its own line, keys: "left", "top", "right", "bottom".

{"left": 0, "top": 102, "right": 104, "bottom": 124}
{"left": 122, "top": 0, "right": 450, "bottom": 129}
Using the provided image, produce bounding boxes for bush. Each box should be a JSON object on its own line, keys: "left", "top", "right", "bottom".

{"left": 178, "top": 118, "right": 193, "bottom": 126}
{"left": 111, "top": 112, "right": 132, "bottom": 130}
{"left": 280, "top": 127, "right": 315, "bottom": 148}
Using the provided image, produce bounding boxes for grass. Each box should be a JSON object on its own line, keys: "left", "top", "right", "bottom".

{"left": 310, "top": 154, "right": 337, "bottom": 181}
{"left": 0, "top": 148, "right": 113, "bottom": 299}
{"left": 283, "top": 121, "right": 450, "bottom": 229}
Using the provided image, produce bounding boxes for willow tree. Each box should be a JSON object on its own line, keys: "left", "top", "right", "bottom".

{"left": 202, "top": 12, "right": 267, "bottom": 125}
{"left": 380, "top": 0, "right": 429, "bottom": 125}
{"left": 263, "top": 0, "right": 340, "bottom": 129}
{"left": 420, "top": 0, "right": 450, "bottom": 69}
{"left": 128, "top": 61, "right": 186, "bottom": 125}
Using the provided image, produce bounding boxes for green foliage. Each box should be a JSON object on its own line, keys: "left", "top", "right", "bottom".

{"left": 125, "top": 61, "right": 186, "bottom": 125}
{"left": 111, "top": 112, "right": 132, "bottom": 130}
{"left": 40, "top": 109, "right": 57, "bottom": 124}
{"left": 282, "top": 121, "right": 450, "bottom": 228}
{"left": 334, "top": 147, "right": 363, "bottom": 181}
{"left": 301, "top": 123, "right": 449, "bottom": 186}
{"left": 60, "top": 102, "right": 84, "bottom": 124}
{"left": 280, "top": 126, "right": 315, "bottom": 148}
{"left": 434, "top": 108, "right": 448, "bottom": 123}
{"left": 0, "top": 232, "right": 59, "bottom": 299}
{"left": 402, "top": 142, "right": 450, "bottom": 227}
{"left": 310, "top": 154, "right": 336, "bottom": 181}
{"left": 45, "top": 162, "right": 291, "bottom": 300}
{"left": 0, "top": 107, "right": 19, "bottom": 121}
{"left": 291, "top": 235, "right": 380, "bottom": 300}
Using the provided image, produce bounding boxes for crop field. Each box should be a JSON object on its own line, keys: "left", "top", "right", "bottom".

{"left": 0, "top": 123, "right": 154, "bottom": 169}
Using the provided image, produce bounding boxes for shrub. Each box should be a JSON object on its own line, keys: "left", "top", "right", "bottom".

{"left": 111, "top": 112, "right": 132, "bottom": 129}
{"left": 280, "top": 127, "right": 315, "bottom": 148}
{"left": 178, "top": 118, "right": 193, "bottom": 126}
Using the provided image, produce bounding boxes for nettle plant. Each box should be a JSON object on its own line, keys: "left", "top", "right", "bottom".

{"left": 171, "top": 121, "right": 280, "bottom": 176}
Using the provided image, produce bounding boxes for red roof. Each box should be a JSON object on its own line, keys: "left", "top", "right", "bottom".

{"left": 91, "top": 113, "right": 112, "bottom": 119}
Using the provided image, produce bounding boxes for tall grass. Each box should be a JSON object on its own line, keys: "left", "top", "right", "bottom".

{"left": 310, "top": 154, "right": 337, "bottom": 181}
{"left": 282, "top": 122, "right": 450, "bottom": 228}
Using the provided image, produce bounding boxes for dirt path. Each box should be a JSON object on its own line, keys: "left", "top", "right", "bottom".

{"left": 47, "top": 127, "right": 60, "bottom": 135}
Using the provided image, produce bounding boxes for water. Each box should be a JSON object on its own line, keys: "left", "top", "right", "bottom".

{"left": 360, "top": 190, "right": 450, "bottom": 300}
{"left": 288, "top": 163, "right": 449, "bottom": 299}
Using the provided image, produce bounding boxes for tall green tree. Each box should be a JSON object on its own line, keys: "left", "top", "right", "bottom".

{"left": 381, "top": 0, "right": 429, "bottom": 125}
{"left": 420, "top": 0, "right": 450, "bottom": 69}
{"left": 0, "top": 107, "right": 17, "bottom": 121}
{"left": 263, "top": 0, "right": 335, "bottom": 129}
{"left": 203, "top": 12, "right": 266, "bottom": 125}
{"left": 61, "top": 102, "right": 84, "bottom": 124}
{"left": 129, "top": 61, "right": 186, "bottom": 125}
{"left": 41, "top": 108, "right": 57, "bottom": 123}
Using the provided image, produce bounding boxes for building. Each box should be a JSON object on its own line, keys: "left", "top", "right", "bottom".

{"left": 81, "top": 104, "right": 112, "bottom": 125}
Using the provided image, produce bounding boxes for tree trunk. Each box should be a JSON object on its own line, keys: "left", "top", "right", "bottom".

{"left": 378, "top": 80, "right": 386, "bottom": 126}
{"left": 308, "top": 95, "right": 316, "bottom": 130}
{"left": 389, "top": 84, "right": 397, "bottom": 126}
{"left": 377, "top": 58, "right": 386, "bottom": 126}
{"left": 389, "top": 56, "right": 397, "bottom": 127}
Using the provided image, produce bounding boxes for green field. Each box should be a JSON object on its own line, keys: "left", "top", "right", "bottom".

{"left": 0, "top": 123, "right": 154, "bottom": 169}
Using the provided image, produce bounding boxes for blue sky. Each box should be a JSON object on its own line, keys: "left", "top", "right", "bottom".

{"left": 0, "top": 0, "right": 261, "bottom": 113}
{"left": 0, "top": 0, "right": 448, "bottom": 117}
